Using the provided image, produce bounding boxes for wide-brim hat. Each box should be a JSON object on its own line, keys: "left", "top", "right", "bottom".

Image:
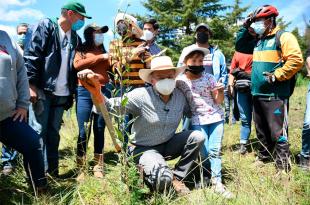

{"left": 139, "top": 56, "right": 185, "bottom": 84}
{"left": 179, "top": 46, "right": 210, "bottom": 64}
{"left": 84, "top": 23, "right": 109, "bottom": 33}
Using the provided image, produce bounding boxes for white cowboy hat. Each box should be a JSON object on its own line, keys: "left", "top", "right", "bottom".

{"left": 179, "top": 46, "right": 210, "bottom": 64}
{"left": 139, "top": 56, "right": 185, "bottom": 84}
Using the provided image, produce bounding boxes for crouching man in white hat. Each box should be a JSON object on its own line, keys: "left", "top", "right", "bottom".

{"left": 77, "top": 56, "right": 205, "bottom": 195}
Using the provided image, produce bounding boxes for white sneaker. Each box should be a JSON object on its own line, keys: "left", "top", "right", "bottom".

{"left": 212, "top": 181, "right": 234, "bottom": 199}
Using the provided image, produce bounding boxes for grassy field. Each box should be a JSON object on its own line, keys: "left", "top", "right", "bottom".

{"left": 0, "top": 83, "right": 309, "bottom": 205}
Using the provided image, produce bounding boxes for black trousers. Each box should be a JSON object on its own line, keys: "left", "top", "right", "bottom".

{"left": 253, "top": 96, "right": 290, "bottom": 171}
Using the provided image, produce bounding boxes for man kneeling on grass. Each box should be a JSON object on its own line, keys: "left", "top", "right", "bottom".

{"left": 77, "top": 56, "right": 205, "bottom": 195}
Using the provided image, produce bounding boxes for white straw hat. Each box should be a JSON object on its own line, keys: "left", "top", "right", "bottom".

{"left": 139, "top": 56, "right": 185, "bottom": 83}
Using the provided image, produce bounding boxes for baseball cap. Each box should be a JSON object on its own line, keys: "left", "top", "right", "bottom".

{"left": 62, "top": 1, "right": 92, "bottom": 19}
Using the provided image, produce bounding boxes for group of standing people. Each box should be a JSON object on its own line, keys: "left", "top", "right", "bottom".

{"left": 0, "top": 0, "right": 309, "bottom": 198}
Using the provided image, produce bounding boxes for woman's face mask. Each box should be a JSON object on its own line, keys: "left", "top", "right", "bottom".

{"left": 94, "top": 33, "right": 104, "bottom": 46}
{"left": 155, "top": 78, "right": 176, "bottom": 95}
{"left": 117, "top": 22, "right": 128, "bottom": 36}
{"left": 186, "top": 65, "right": 205, "bottom": 75}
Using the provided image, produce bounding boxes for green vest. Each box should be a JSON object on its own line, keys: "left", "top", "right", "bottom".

{"left": 251, "top": 33, "right": 290, "bottom": 98}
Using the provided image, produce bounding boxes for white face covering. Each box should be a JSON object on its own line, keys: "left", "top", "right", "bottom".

{"left": 155, "top": 78, "right": 176, "bottom": 95}
{"left": 94, "top": 33, "right": 104, "bottom": 46}
{"left": 141, "top": 30, "right": 154, "bottom": 41}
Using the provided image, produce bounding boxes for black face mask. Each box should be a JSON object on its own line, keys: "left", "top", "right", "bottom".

{"left": 186, "top": 65, "right": 205, "bottom": 75}
{"left": 196, "top": 32, "right": 209, "bottom": 44}
{"left": 117, "top": 22, "right": 128, "bottom": 36}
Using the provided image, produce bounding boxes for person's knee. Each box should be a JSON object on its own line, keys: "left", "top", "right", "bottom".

{"left": 190, "top": 130, "right": 205, "bottom": 144}
{"left": 155, "top": 166, "right": 173, "bottom": 192}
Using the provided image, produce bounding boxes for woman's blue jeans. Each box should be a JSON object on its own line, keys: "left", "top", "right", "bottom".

{"left": 76, "top": 86, "right": 110, "bottom": 157}
{"left": 236, "top": 90, "right": 253, "bottom": 144}
{"left": 192, "top": 121, "right": 224, "bottom": 183}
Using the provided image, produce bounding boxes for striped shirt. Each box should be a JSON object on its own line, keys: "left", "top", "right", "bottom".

{"left": 109, "top": 38, "right": 151, "bottom": 86}
{"left": 106, "top": 86, "right": 190, "bottom": 146}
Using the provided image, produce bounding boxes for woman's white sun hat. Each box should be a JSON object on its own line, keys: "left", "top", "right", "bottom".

{"left": 179, "top": 46, "right": 210, "bottom": 64}
{"left": 139, "top": 56, "right": 185, "bottom": 83}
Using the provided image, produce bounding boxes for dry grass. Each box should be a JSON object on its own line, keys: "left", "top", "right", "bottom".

{"left": 0, "top": 83, "right": 309, "bottom": 204}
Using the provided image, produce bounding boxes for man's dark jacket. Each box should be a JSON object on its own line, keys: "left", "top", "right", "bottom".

{"left": 24, "top": 18, "right": 80, "bottom": 96}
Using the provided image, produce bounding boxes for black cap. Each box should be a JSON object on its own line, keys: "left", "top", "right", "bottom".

{"left": 84, "top": 23, "right": 109, "bottom": 33}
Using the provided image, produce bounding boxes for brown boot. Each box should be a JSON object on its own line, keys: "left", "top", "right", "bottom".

{"left": 172, "top": 177, "right": 190, "bottom": 196}
{"left": 76, "top": 156, "right": 86, "bottom": 182}
{"left": 93, "top": 154, "right": 104, "bottom": 179}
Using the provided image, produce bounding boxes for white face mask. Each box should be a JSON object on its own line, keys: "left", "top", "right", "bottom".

{"left": 141, "top": 30, "right": 154, "bottom": 41}
{"left": 94, "top": 33, "right": 104, "bottom": 46}
{"left": 155, "top": 78, "right": 176, "bottom": 95}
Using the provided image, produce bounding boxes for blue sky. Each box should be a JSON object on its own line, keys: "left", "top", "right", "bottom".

{"left": 0, "top": 0, "right": 309, "bottom": 48}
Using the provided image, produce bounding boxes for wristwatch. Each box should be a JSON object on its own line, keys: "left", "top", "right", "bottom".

{"left": 271, "top": 74, "right": 276, "bottom": 83}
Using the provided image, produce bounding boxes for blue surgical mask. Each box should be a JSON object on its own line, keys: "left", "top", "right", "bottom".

{"left": 94, "top": 33, "right": 104, "bottom": 46}
{"left": 72, "top": 19, "right": 85, "bottom": 31}
{"left": 251, "top": 21, "right": 266, "bottom": 36}
{"left": 17, "top": 34, "right": 26, "bottom": 47}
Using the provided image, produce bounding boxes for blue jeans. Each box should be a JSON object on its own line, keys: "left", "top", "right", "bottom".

{"left": 192, "top": 121, "right": 224, "bottom": 183}
{"left": 76, "top": 86, "right": 110, "bottom": 157}
{"left": 0, "top": 117, "right": 46, "bottom": 187}
{"left": 224, "top": 88, "right": 236, "bottom": 124}
{"left": 236, "top": 90, "right": 253, "bottom": 144}
{"left": 31, "top": 94, "right": 69, "bottom": 176}
{"left": 301, "top": 83, "right": 310, "bottom": 158}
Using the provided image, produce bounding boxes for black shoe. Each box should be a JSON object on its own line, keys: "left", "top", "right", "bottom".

{"left": 238, "top": 144, "right": 247, "bottom": 155}
{"left": 299, "top": 155, "right": 310, "bottom": 170}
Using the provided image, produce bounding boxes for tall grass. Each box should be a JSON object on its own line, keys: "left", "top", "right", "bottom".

{"left": 0, "top": 85, "right": 309, "bottom": 205}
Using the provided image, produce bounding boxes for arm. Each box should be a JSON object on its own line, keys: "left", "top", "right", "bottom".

{"left": 210, "top": 76, "right": 224, "bottom": 104}
{"left": 218, "top": 52, "right": 228, "bottom": 85}
{"left": 274, "top": 32, "right": 304, "bottom": 81}
{"left": 14, "top": 42, "right": 30, "bottom": 121}
{"left": 23, "top": 19, "right": 51, "bottom": 87}
{"left": 73, "top": 51, "right": 108, "bottom": 70}
{"left": 306, "top": 56, "right": 310, "bottom": 77}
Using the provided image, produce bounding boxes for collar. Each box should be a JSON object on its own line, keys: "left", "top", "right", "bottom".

{"left": 265, "top": 26, "right": 280, "bottom": 37}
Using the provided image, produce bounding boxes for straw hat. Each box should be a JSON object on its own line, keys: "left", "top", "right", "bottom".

{"left": 139, "top": 56, "right": 185, "bottom": 83}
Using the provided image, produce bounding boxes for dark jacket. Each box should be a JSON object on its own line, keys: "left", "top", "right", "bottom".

{"left": 235, "top": 27, "right": 256, "bottom": 54}
{"left": 24, "top": 18, "right": 81, "bottom": 95}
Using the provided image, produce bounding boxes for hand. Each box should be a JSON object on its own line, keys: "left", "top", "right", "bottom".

{"left": 77, "top": 70, "right": 104, "bottom": 104}
{"left": 228, "top": 85, "right": 234, "bottom": 97}
{"left": 12, "top": 107, "right": 27, "bottom": 122}
{"left": 29, "top": 84, "right": 38, "bottom": 104}
{"left": 101, "top": 53, "right": 110, "bottom": 61}
{"left": 131, "top": 46, "right": 146, "bottom": 56}
{"left": 212, "top": 82, "right": 225, "bottom": 92}
{"left": 263, "top": 72, "right": 276, "bottom": 84}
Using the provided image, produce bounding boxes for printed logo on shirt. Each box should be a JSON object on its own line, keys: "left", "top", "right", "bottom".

{"left": 204, "top": 54, "right": 213, "bottom": 66}
{"left": 266, "top": 39, "right": 275, "bottom": 48}
{"left": 0, "top": 45, "right": 8, "bottom": 55}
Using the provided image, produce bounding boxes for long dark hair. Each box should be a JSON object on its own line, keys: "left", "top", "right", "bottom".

{"left": 76, "top": 27, "right": 107, "bottom": 57}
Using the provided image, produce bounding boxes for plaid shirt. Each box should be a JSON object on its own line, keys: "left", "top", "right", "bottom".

{"left": 106, "top": 86, "right": 190, "bottom": 146}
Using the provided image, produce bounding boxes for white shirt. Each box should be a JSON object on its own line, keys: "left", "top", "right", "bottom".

{"left": 53, "top": 25, "right": 71, "bottom": 96}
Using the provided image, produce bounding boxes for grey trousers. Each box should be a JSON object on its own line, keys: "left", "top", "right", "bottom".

{"left": 133, "top": 130, "right": 205, "bottom": 192}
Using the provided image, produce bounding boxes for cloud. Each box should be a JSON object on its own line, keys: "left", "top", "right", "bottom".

{"left": 0, "top": 0, "right": 36, "bottom": 7}
{"left": 0, "top": 24, "right": 17, "bottom": 38}
{"left": 0, "top": 8, "right": 44, "bottom": 22}
{"left": 0, "top": 0, "right": 43, "bottom": 23}
{"left": 280, "top": 0, "right": 310, "bottom": 23}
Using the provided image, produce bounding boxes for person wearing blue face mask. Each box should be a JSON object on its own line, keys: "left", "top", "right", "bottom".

{"left": 249, "top": 5, "right": 303, "bottom": 176}
{"left": 23, "top": 0, "right": 91, "bottom": 178}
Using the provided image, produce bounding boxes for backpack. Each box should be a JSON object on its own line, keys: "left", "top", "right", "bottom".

{"left": 275, "top": 30, "right": 297, "bottom": 97}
